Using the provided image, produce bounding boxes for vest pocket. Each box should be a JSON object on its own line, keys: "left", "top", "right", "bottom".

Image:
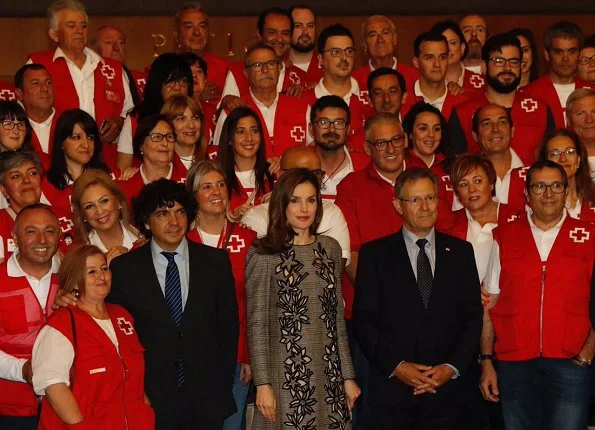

{"left": 490, "top": 308, "right": 521, "bottom": 353}
{"left": 562, "top": 300, "right": 591, "bottom": 355}
{"left": 0, "top": 295, "right": 28, "bottom": 334}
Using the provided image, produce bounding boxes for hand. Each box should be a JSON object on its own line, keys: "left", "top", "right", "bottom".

{"left": 422, "top": 364, "right": 455, "bottom": 392}
{"left": 285, "top": 83, "right": 304, "bottom": 98}
{"left": 221, "top": 95, "right": 247, "bottom": 111}
{"left": 394, "top": 362, "right": 438, "bottom": 395}
{"left": 446, "top": 81, "right": 465, "bottom": 96}
{"left": 479, "top": 361, "right": 500, "bottom": 402}
{"left": 344, "top": 379, "right": 361, "bottom": 411}
{"left": 240, "top": 363, "right": 252, "bottom": 384}
{"left": 52, "top": 290, "right": 78, "bottom": 310}
{"left": 100, "top": 116, "right": 124, "bottom": 143}
{"left": 118, "top": 166, "right": 139, "bottom": 181}
{"left": 267, "top": 156, "right": 281, "bottom": 177}
{"left": 199, "top": 81, "right": 222, "bottom": 102}
{"left": 256, "top": 384, "right": 276, "bottom": 422}
{"left": 22, "top": 360, "right": 33, "bottom": 386}
{"left": 481, "top": 285, "right": 491, "bottom": 308}
{"left": 261, "top": 191, "right": 272, "bottom": 203}
{"left": 106, "top": 246, "right": 129, "bottom": 266}
{"left": 231, "top": 204, "right": 252, "bottom": 221}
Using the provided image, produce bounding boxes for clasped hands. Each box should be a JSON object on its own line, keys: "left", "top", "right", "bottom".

{"left": 394, "top": 362, "right": 454, "bottom": 395}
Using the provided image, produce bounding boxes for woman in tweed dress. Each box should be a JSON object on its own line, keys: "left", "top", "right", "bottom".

{"left": 246, "top": 168, "right": 360, "bottom": 429}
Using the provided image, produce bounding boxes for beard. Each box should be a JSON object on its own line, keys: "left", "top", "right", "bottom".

{"left": 465, "top": 39, "right": 483, "bottom": 61}
{"left": 486, "top": 72, "right": 521, "bottom": 94}
{"left": 291, "top": 40, "right": 315, "bottom": 53}
{"left": 316, "top": 133, "right": 346, "bottom": 151}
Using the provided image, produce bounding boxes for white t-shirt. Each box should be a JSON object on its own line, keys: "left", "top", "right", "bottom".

{"left": 553, "top": 82, "right": 575, "bottom": 125}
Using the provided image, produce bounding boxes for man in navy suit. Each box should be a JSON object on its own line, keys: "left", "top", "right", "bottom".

{"left": 353, "top": 167, "right": 483, "bottom": 429}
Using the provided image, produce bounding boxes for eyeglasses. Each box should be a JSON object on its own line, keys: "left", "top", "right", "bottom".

{"left": 164, "top": 78, "right": 188, "bottom": 89}
{"left": 488, "top": 57, "right": 522, "bottom": 68}
{"left": 548, "top": 148, "right": 577, "bottom": 159}
{"left": 322, "top": 47, "right": 356, "bottom": 57}
{"left": 398, "top": 195, "right": 439, "bottom": 206}
{"left": 529, "top": 182, "right": 566, "bottom": 195}
{"left": 245, "top": 60, "right": 279, "bottom": 71}
{"left": 366, "top": 134, "right": 406, "bottom": 151}
{"left": 147, "top": 132, "right": 177, "bottom": 143}
{"left": 314, "top": 118, "right": 347, "bottom": 130}
{"left": 579, "top": 55, "right": 595, "bottom": 65}
{"left": 1, "top": 120, "right": 27, "bottom": 131}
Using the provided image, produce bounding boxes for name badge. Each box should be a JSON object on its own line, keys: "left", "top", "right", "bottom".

{"left": 7, "top": 239, "right": 16, "bottom": 253}
{"left": 89, "top": 367, "right": 106, "bottom": 374}
{"left": 105, "top": 90, "right": 122, "bottom": 104}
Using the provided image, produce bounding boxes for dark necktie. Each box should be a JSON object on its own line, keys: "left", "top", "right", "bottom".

{"left": 416, "top": 239, "right": 433, "bottom": 309}
{"left": 161, "top": 251, "right": 184, "bottom": 388}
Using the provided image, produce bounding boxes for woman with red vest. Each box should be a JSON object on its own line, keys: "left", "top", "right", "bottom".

{"left": 43, "top": 109, "right": 111, "bottom": 222}
{"left": 185, "top": 160, "right": 256, "bottom": 430}
{"left": 0, "top": 101, "right": 33, "bottom": 154}
{"left": 537, "top": 128, "right": 595, "bottom": 224}
{"left": 217, "top": 107, "right": 274, "bottom": 220}
{"left": 402, "top": 102, "right": 450, "bottom": 178}
{"left": 160, "top": 95, "right": 206, "bottom": 172}
{"left": 32, "top": 244, "right": 154, "bottom": 429}
{"left": 70, "top": 169, "right": 144, "bottom": 265}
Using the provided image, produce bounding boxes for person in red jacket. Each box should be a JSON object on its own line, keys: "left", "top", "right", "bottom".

{"left": 288, "top": 6, "right": 324, "bottom": 88}
{"left": 185, "top": 160, "right": 256, "bottom": 430}
{"left": 523, "top": 21, "right": 595, "bottom": 128}
{"left": 33, "top": 244, "right": 154, "bottom": 430}
{"left": 480, "top": 160, "right": 595, "bottom": 430}
{"left": 0, "top": 204, "right": 61, "bottom": 430}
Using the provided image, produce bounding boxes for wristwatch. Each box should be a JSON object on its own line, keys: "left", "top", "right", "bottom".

{"left": 478, "top": 354, "right": 494, "bottom": 364}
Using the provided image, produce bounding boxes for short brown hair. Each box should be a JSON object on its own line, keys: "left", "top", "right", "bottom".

{"left": 450, "top": 154, "right": 497, "bottom": 199}
{"left": 160, "top": 95, "right": 206, "bottom": 162}
{"left": 71, "top": 169, "right": 135, "bottom": 244}
{"left": 59, "top": 244, "right": 105, "bottom": 296}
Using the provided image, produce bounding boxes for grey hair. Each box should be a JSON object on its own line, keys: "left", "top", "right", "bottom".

{"left": 47, "top": 0, "right": 88, "bottom": 30}
{"left": 364, "top": 112, "right": 402, "bottom": 142}
{"left": 566, "top": 88, "right": 595, "bottom": 120}
{"left": 174, "top": 2, "right": 205, "bottom": 29}
{"left": 360, "top": 15, "right": 396, "bottom": 52}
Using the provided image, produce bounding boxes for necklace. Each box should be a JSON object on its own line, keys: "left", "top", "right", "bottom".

{"left": 321, "top": 151, "right": 348, "bottom": 191}
{"left": 197, "top": 218, "right": 228, "bottom": 249}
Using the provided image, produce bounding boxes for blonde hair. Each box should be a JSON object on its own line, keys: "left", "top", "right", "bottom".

{"left": 160, "top": 95, "right": 206, "bottom": 162}
{"left": 59, "top": 244, "right": 105, "bottom": 296}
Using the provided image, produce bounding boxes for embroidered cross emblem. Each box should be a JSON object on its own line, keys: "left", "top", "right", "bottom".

{"left": 100, "top": 64, "right": 116, "bottom": 81}
{"left": 58, "top": 216, "right": 74, "bottom": 233}
{"left": 117, "top": 317, "right": 134, "bottom": 335}
{"left": 0, "top": 89, "right": 16, "bottom": 101}
{"left": 470, "top": 74, "right": 485, "bottom": 88}
{"left": 507, "top": 215, "right": 518, "bottom": 222}
{"left": 521, "top": 98, "right": 538, "bottom": 113}
{"left": 569, "top": 227, "right": 590, "bottom": 243}
{"left": 289, "top": 71, "right": 301, "bottom": 85}
{"left": 357, "top": 90, "right": 370, "bottom": 105}
{"left": 441, "top": 175, "right": 453, "bottom": 192}
{"left": 290, "top": 126, "right": 306, "bottom": 143}
{"left": 518, "top": 167, "right": 529, "bottom": 180}
{"left": 227, "top": 235, "right": 246, "bottom": 253}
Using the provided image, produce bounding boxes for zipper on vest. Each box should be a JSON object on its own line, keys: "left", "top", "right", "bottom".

{"left": 120, "top": 355, "right": 129, "bottom": 430}
{"left": 539, "top": 265, "right": 546, "bottom": 355}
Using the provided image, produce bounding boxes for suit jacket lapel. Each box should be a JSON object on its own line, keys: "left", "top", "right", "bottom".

{"left": 394, "top": 230, "right": 427, "bottom": 312}
{"left": 429, "top": 233, "right": 451, "bottom": 311}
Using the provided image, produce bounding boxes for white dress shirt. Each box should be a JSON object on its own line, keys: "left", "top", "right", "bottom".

{"left": 28, "top": 108, "right": 56, "bottom": 154}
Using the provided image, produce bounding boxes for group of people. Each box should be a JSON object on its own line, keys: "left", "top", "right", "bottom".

{"left": 0, "top": 0, "right": 594, "bottom": 429}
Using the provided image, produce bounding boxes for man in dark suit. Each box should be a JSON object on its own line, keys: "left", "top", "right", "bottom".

{"left": 353, "top": 168, "right": 483, "bottom": 429}
{"left": 109, "top": 179, "right": 238, "bottom": 429}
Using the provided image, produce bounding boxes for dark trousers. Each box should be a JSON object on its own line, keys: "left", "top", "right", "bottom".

{"left": 371, "top": 395, "right": 462, "bottom": 430}
{"left": 497, "top": 358, "right": 591, "bottom": 430}
{"left": 347, "top": 319, "right": 374, "bottom": 429}
{"left": 155, "top": 390, "right": 223, "bottom": 430}
{"left": 458, "top": 361, "right": 505, "bottom": 430}
{"left": 0, "top": 415, "right": 38, "bottom": 430}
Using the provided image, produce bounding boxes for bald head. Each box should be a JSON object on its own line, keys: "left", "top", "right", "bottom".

{"left": 280, "top": 146, "right": 321, "bottom": 171}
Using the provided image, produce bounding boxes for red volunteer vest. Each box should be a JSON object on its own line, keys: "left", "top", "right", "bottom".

{"left": 400, "top": 85, "right": 469, "bottom": 121}
{"left": 301, "top": 52, "right": 324, "bottom": 87}
{"left": 202, "top": 51, "right": 230, "bottom": 107}
{"left": 0, "top": 264, "right": 59, "bottom": 416}
{"left": 523, "top": 76, "right": 595, "bottom": 128}
{"left": 187, "top": 223, "right": 256, "bottom": 364}
{"left": 446, "top": 203, "right": 521, "bottom": 240}
{"left": 30, "top": 112, "right": 59, "bottom": 171}
{"left": 130, "top": 69, "right": 147, "bottom": 99}
{"left": 490, "top": 216, "right": 594, "bottom": 361}
{"left": 461, "top": 69, "right": 486, "bottom": 96}
{"left": 38, "top": 304, "right": 154, "bottom": 429}
{"left": 452, "top": 92, "right": 550, "bottom": 165}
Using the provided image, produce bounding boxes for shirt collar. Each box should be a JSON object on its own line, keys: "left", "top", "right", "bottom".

{"left": 150, "top": 236, "right": 189, "bottom": 261}
{"left": 314, "top": 77, "right": 360, "bottom": 101}
{"left": 53, "top": 46, "right": 103, "bottom": 67}
{"left": 372, "top": 159, "right": 406, "bottom": 186}
{"left": 402, "top": 225, "right": 436, "bottom": 249}
{"left": 7, "top": 251, "right": 60, "bottom": 278}
{"left": 368, "top": 57, "right": 397, "bottom": 72}
{"left": 527, "top": 207, "right": 567, "bottom": 232}
{"left": 249, "top": 89, "right": 280, "bottom": 109}
{"left": 28, "top": 108, "right": 56, "bottom": 127}
{"left": 88, "top": 222, "right": 139, "bottom": 252}
{"left": 413, "top": 80, "right": 448, "bottom": 104}
{"left": 140, "top": 163, "right": 173, "bottom": 184}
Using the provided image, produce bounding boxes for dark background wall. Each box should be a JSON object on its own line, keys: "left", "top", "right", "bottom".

{"left": 2, "top": 0, "right": 594, "bottom": 16}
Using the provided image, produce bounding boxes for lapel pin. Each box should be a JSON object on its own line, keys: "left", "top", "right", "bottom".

{"left": 445, "top": 247, "right": 451, "bottom": 251}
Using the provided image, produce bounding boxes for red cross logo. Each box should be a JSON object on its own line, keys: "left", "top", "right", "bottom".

{"left": 290, "top": 126, "right": 306, "bottom": 143}
{"left": 357, "top": 90, "right": 370, "bottom": 105}
{"left": 569, "top": 227, "right": 590, "bottom": 243}
{"left": 521, "top": 98, "right": 538, "bottom": 113}
{"left": 0, "top": 89, "right": 16, "bottom": 101}
{"left": 117, "top": 317, "right": 134, "bottom": 335}
{"left": 226, "top": 234, "right": 245, "bottom": 253}
{"left": 289, "top": 71, "right": 301, "bottom": 85}
{"left": 7, "top": 238, "right": 16, "bottom": 252}
{"left": 589, "top": 204, "right": 595, "bottom": 214}
{"left": 441, "top": 175, "right": 453, "bottom": 192}
{"left": 100, "top": 64, "right": 116, "bottom": 81}
{"left": 507, "top": 215, "right": 519, "bottom": 223}
{"left": 518, "top": 167, "right": 529, "bottom": 180}
{"left": 470, "top": 74, "right": 485, "bottom": 89}
{"left": 59, "top": 216, "right": 74, "bottom": 233}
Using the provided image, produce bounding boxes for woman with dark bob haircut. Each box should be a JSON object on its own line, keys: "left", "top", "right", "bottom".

{"left": 217, "top": 107, "right": 274, "bottom": 220}
{"left": 509, "top": 28, "right": 539, "bottom": 87}
{"left": 0, "top": 100, "right": 33, "bottom": 153}
{"left": 537, "top": 128, "right": 595, "bottom": 223}
{"left": 43, "top": 109, "right": 110, "bottom": 218}
{"left": 246, "top": 168, "right": 360, "bottom": 428}
{"left": 138, "top": 53, "right": 194, "bottom": 121}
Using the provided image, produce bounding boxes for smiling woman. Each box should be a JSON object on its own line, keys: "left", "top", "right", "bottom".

{"left": 0, "top": 101, "right": 33, "bottom": 153}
